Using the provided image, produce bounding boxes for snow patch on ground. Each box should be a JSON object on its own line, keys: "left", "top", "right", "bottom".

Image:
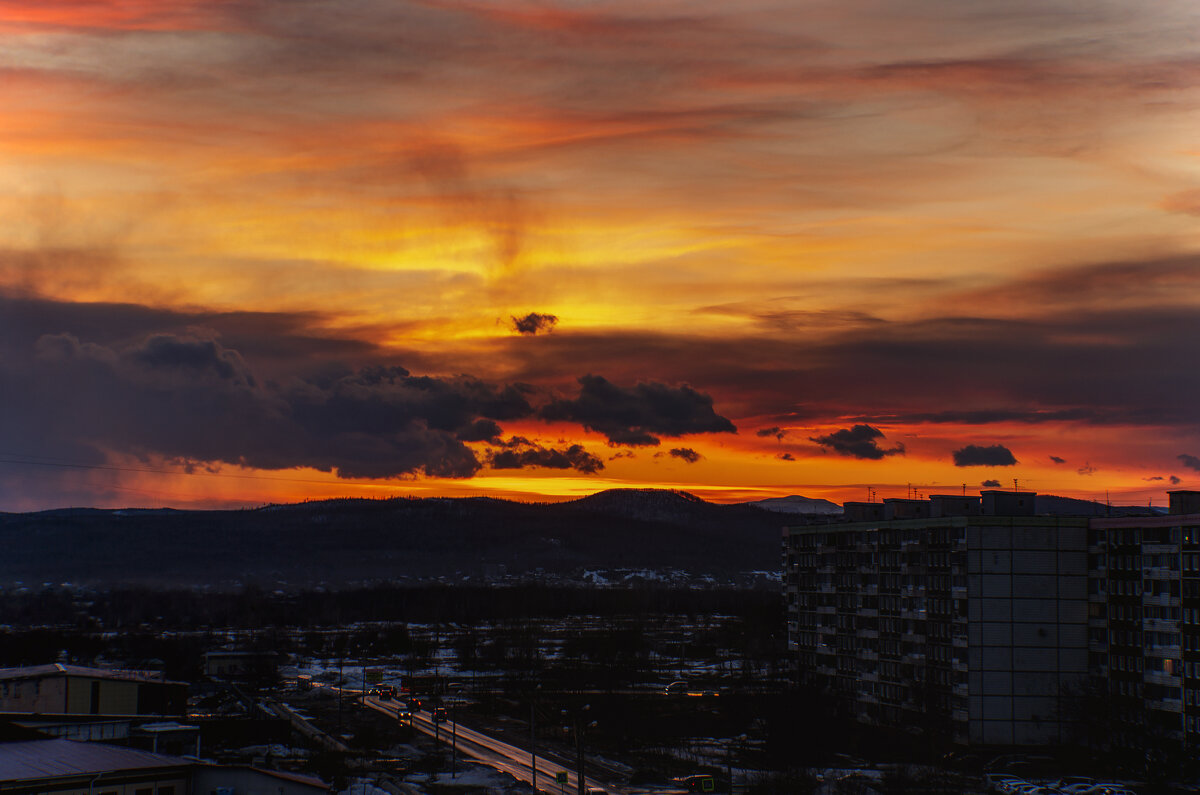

{"left": 405, "top": 762, "right": 527, "bottom": 791}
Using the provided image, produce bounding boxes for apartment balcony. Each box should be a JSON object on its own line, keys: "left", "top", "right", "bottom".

{"left": 1150, "top": 698, "right": 1184, "bottom": 714}
{"left": 1144, "top": 670, "right": 1182, "bottom": 687}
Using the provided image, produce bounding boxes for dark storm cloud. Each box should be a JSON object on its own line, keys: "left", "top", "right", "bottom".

{"left": 127, "top": 334, "right": 258, "bottom": 387}
{"left": 1050, "top": 456, "right": 1066, "bottom": 464}
{"left": 1172, "top": 476, "right": 1182, "bottom": 485}
{"left": 0, "top": 294, "right": 559, "bottom": 482}
{"left": 756, "top": 426, "right": 786, "bottom": 441}
{"left": 778, "top": 452, "right": 795, "bottom": 461}
{"left": 15, "top": 331, "right": 544, "bottom": 480}
{"left": 953, "top": 444, "right": 1018, "bottom": 467}
{"left": 4, "top": 293, "right": 774, "bottom": 489}
{"left": 981, "top": 479, "right": 1002, "bottom": 488}
{"left": 1179, "top": 454, "right": 1200, "bottom": 472}
{"left": 669, "top": 447, "right": 702, "bottom": 464}
{"left": 539, "top": 374, "right": 736, "bottom": 446}
{"left": 487, "top": 439, "right": 604, "bottom": 474}
{"left": 1145, "top": 476, "right": 1164, "bottom": 481}
{"left": 455, "top": 419, "right": 504, "bottom": 443}
{"left": 810, "top": 425, "right": 904, "bottom": 460}
{"left": 510, "top": 312, "right": 559, "bottom": 335}
{"left": 1077, "top": 462, "right": 1096, "bottom": 476}
{"left": 0, "top": 292, "right": 377, "bottom": 371}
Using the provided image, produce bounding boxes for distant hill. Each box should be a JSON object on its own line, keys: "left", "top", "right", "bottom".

{"left": 1, "top": 489, "right": 1155, "bottom": 590}
{"left": 0, "top": 490, "right": 792, "bottom": 589}
{"left": 745, "top": 495, "right": 843, "bottom": 516}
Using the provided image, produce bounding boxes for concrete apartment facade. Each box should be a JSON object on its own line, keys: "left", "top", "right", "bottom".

{"left": 784, "top": 491, "right": 1091, "bottom": 746}
{"left": 1086, "top": 491, "right": 1200, "bottom": 749}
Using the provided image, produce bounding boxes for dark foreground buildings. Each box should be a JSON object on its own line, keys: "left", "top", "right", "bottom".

{"left": 784, "top": 489, "right": 1200, "bottom": 749}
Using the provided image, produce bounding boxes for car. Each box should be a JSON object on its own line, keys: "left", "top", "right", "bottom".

{"left": 394, "top": 708, "right": 412, "bottom": 722}
{"left": 372, "top": 684, "right": 397, "bottom": 701}
{"left": 663, "top": 680, "right": 688, "bottom": 695}
{"left": 407, "top": 698, "right": 423, "bottom": 711}
{"left": 432, "top": 706, "right": 448, "bottom": 723}
{"left": 672, "top": 774, "right": 717, "bottom": 792}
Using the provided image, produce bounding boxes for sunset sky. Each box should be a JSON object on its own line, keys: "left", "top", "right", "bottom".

{"left": 2, "top": 0, "right": 1200, "bottom": 510}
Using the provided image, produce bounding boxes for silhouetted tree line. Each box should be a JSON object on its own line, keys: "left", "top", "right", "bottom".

{"left": 0, "top": 583, "right": 781, "bottom": 629}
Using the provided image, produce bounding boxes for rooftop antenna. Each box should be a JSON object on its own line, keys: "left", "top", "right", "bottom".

{"left": 1013, "top": 478, "right": 1019, "bottom": 492}
{"left": 962, "top": 483, "right": 967, "bottom": 496}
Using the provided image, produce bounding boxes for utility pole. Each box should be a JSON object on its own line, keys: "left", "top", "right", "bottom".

{"left": 451, "top": 705, "right": 457, "bottom": 778}
{"left": 530, "top": 700, "right": 538, "bottom": 792}
{"left": 726, "top": 738, "right": 733, "bottom": 795}
{"left": 575, "top": 716, "right": 586, "bottom": 795}
{"left": 337, "top": 656, "right": 344, "bottom": 738}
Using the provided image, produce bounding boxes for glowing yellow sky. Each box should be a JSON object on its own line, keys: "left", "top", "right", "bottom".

{"left": 2, "top": 0, "right": 1200, "bottom": 510}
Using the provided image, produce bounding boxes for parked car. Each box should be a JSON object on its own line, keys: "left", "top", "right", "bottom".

{"left": 432, "top": 706, "right": 448, "bottom": 723}
{"left": 985, "top": 773, "right": 1026, "bottom": 792}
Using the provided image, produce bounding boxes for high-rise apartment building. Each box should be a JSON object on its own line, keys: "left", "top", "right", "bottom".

{"left": 786, "top": 489, "right": 1200, "bottom": 750}
{"left": 1086, "top": 491, "right": 1200, "bottom": 748}
{"left": 785, "top": 491, "right": 1092, "bottom": 746}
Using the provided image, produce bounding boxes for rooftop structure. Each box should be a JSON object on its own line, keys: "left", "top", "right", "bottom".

{"left": 0, "top": 664, "right": 187, "bottom": 719}
{"left": 0, "top": 739, "right": 327, "bottom": 795}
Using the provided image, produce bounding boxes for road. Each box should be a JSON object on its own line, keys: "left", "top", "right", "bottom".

{"left": 363, "top": 695, "right": 637, "bottom": 794}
